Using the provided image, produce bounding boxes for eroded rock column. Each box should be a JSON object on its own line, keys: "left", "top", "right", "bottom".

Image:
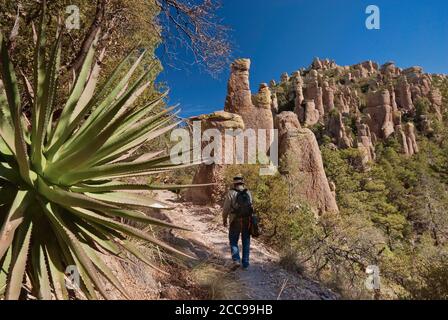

{"left": 276, "top": 112, "right": 339, "bottom": 214}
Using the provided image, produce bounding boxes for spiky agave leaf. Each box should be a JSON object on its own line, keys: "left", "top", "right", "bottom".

{"left": 0, "top": 5, "right": 202, "bottom": 300}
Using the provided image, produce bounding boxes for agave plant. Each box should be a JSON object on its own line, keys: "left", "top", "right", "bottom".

{"left": 0, "top": 7, "right": 197, "bottom": 300}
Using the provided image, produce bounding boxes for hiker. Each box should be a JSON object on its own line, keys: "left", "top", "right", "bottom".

{"left": 222, "top": 174, "right": 254, "bottom": 270}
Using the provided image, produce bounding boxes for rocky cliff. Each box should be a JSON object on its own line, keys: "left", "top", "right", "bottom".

{"left": 273, "top": 58, "right": 445, "bottom": 160}
{"left": 189, "top": 57, "right": 447, "bottom": 214}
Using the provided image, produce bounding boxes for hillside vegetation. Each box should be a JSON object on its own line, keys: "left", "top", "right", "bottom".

{"left": 223, "top": 69, "right": 448, "bottom": 299}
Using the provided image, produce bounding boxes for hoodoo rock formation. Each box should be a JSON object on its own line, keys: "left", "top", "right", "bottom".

{"left": 224, "top": 59, "right": 274, "bottom": 133}
{"left": 365, "top": 89, "right": 395, "bottom": 139}
{"left": 356, "top": 120, "right": 376, "bottom": 166}
{"left": 224, "top": 59, "right": 255, "bottom": 127}
{"left": 322, "top": 80, "right": 335, "bottom": 112}
{"left": 327, "top": 110, "right": 353, "bottom": 148}
{"left": 276, "top": 112, "right": 339, "bottom": 214}
{"left": 187, "top": 111, "right": 244, "bottom": 204}
{"left": 304, "top": 70, "right": 324, "bottom": 119}
{"left": 404, "top": 122, "right": 419, "bottom": 156}
{"left": 189, "top": 57, "right": 445, "bottom": 213}
{"left": 295, "top": 100, "right": 320, "bottom": 127}
{"left": 254, "top": 83, "right": 276, "bottom": 131}
{"left": 267, "top": 57, "right": 445, "bottom": 162}
{"left": 429, "top": 88, "right": 443, "bottom": 120}
{"left": 396, "top": 77, "right": 414, "bottom": 113}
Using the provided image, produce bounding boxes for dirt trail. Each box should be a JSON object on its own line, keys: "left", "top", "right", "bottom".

{"left": 155, "top": 190, "right": 337, "bottom": 300}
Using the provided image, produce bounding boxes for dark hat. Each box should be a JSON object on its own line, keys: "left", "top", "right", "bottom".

{"left": 233, "top": 174, "right": 244, "bottom": 185}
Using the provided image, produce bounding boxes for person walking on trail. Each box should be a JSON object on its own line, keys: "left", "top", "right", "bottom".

{"left": 223, "top": 174, "right": 254, "bottom": 270}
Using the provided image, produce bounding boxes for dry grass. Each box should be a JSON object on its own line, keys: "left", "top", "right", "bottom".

{"left": 279, "top": 248, "right": 305, "bottom": 275}
{"left": 191, "top": 261, "right": 245, "bottom": 300}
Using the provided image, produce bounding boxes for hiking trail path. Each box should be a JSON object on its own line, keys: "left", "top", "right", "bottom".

{"left": 155, "top": 190, "right": 338, "bottom": 300}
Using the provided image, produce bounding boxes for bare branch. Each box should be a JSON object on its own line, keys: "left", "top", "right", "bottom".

{"left": 155, "top": 0, "right": 232, "bottom": 76}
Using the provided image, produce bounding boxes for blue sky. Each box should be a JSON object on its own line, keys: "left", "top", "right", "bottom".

{"left": 156, "top": 0, "right": 448, "bottom": 118}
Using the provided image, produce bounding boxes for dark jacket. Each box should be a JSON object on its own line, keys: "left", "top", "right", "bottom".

{"left": 222, "top": 188, "right": 253, "bottom": 226}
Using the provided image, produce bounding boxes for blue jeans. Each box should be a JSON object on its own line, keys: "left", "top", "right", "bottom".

{"left": 229, "top": 218, "right": 251, "bottom": 268}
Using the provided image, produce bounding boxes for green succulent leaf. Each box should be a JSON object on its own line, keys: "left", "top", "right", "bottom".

{"left": 0, "top": 34, "right": 31, "bottom": 184}
{"left": 0, "top": 246, "right": 12, "bottom": 295}
{"left": 44, "top": 240, "right": 69, "bottom": 300}
{"left": 30, "top": 242, "right": 52, "bottom": 300}
{"left": 5, "top": 217, "right": 33, "bottom": 299}
{"left": 0, "top": 190, "right": 33, "bottom": 260}
{"left": 0, "top": 4, "right": 197, "bottom": 300}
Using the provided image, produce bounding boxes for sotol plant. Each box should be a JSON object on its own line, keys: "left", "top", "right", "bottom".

{"left": 0, "top": 7, "right": 196, "bottom": 299}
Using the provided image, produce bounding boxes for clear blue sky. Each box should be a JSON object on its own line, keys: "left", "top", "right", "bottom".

{"left": 156, "top": 0, "right": 448, "bottom": 118}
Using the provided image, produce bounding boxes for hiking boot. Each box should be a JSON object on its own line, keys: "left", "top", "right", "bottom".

{"left": 242, "top": 265, "right": 249, "bottom": 270}
{"left": 230, "top": 261, "right": 241, "bottom": 271}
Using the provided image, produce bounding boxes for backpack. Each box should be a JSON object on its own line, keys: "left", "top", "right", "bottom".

{"left": 232, "top": 189, "right": 254, "bottom": 218}
{"left": 231, "top": 189, "right": 261, "bottom": 237}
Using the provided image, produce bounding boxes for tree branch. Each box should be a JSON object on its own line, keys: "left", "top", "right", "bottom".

{"left": 65, "top": 0, "right": 106, "bottom": 74}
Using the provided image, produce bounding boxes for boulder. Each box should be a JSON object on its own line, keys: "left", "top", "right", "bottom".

{"left": 312, "top": 57, "right": 323, "bottom": 70}
{"left": 254, "top": 83, "right": 275, "bottom": 137}
{"left": 396, "top": 122, "right": 418, "bottom": 157}
{"left": 395, "top": 124, "right": 409, "bottom": 156}
{"left": 404, "top": 122, "right": 419, "bottom": 156}
{"left": 419, "top": 115, "right": 434, "bottom": 135}
{"left": 388, "top": 84, "right": 398, "bottom": 112}
{"left": 304, "top": 80, "right": 324, "bottom": 118}
{"left": 289, "top": 71, "right": 303, "bottom": 101}
{"left": 402, "top": 66, "right": 424, "bottom": 81}
{"left": 395, "top": 77, "right": 414, "bottom": 113}
{"left": 224, "top": 59, "right": 256, "bottom": 128}
{"left": 365, "top": 89, "right": 395, "bottom": 139}
{"left": 334, "top": 87, "right": 353, "bottom": 114}
{"left": 361, "top": 60, "right": 378, "bottom": 73}
{"left": 225, "top": 59, "right": 252, "bottom": 113}
{"left": 224, "top": 59, "right": 274, "bottom": 131}
{"left": 307, "top": 69, "right": 319, "bottom": 82}
{"left": 271, "top": 91, "right": 279, "bottom": 114}
{"left": 322, "top": 81, "right": 335, "bottom": 112}
{"left": 280, "top": 72, "right": 290, "bottom": 84}
{"left": 303, "top": 100, "right": 320, "bottom": 127}
{"left": 275, "top": 112, "right": 339, "bottom": 214}
{"left": 428, "top": 88, "right": 443, "bottom": 120}
{"left": 329, "top": 181, "right": 336, "bottom": 200}
{"left": 352, "top": 61, "right": 378, "bottom": 78}
{"left": 255, "top": 83, "right": 272, "bottom": 110}
{"left": 193, "top": 110, "right": 245, "bottom": 130}
{"left": 407, "top": 71, "right": 432, "bottom": 101}
{"left": 402, "top": 66, "right": 423, "bottom": 75}
{"left": 380, "top": 61, "right": 400, "bottom": 77}
{"left": 356, "top": 119, "right": 376, "bottom": 167}
{"left": 187, "top": 111, "right": 244, "bottom": 204}
{"left": 327, "top": 111, "right": 353, "bottom": 148}
{"left": 292, "top": 73, "right": 305, "bottom": 109}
